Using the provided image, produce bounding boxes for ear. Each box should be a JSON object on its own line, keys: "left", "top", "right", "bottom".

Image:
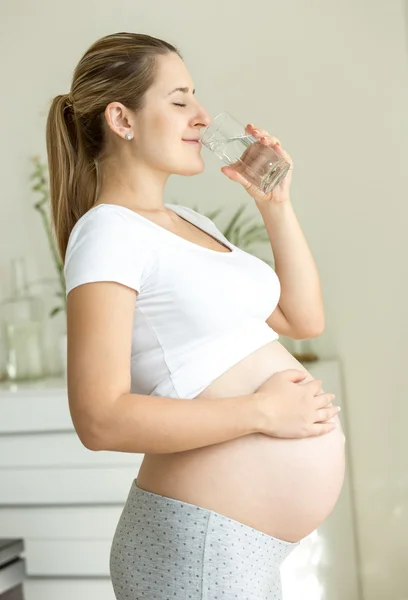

{"left": 104, "top": 102, "right": 133, "bottom": 139}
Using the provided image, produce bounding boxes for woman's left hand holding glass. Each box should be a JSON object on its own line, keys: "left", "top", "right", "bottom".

{"left": 221, "top": 123, "right": 293, "bottom": 206}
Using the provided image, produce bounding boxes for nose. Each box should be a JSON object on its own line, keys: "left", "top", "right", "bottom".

{"left": 194, "top": 105, "right": 212, "bottom": 130}
{"left": 201, "top": 110, "right": 212, "bottom": 128}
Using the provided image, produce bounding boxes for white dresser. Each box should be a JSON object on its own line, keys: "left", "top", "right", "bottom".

{"left": 0, "top": 358, "right": 361, "bottom": 600}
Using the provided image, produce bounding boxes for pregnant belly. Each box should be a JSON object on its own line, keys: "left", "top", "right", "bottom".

{"left": 137, "top": 340, "right": 346, "bottom": 543}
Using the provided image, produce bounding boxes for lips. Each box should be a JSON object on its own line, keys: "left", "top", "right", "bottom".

{"left": 183, "top": 139, "right": 202, "bottom": 145}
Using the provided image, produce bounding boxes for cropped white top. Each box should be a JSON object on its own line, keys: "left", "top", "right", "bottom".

{"left": 64, "top": 203, "right": 280, "bottom": 399}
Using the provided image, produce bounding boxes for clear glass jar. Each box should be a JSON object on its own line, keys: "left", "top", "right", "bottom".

{"left": 0, "top": 258, "right": 46, "bottom": 381}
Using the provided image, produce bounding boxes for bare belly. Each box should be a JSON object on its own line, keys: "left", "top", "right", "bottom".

{"left": 136, "top": 339, "right": 346, "bottom": 543}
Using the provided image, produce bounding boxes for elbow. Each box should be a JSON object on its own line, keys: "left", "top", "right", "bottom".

{"left": 68, "top": 389, "right": 117, "bottom": 451}
{"left": 305, "top": 318, "right": 325, "bottom": 339}
{"left": 294, "top": 318, "right": 325, "bottom": 340}
{"left": 82, "top": 434, "right": 104, "bottom": 452}
{"left": 72, "top": 416, "right": 107, "bottom": 451}
{"left": 85, "top": 420, "right": 111, "bottom": 451}
{"left": 78, "top": 429, "right": 104, "bottom": 451}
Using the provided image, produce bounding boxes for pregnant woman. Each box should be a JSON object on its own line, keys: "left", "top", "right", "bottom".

{"left": 46, "top": 32, "right": 345, "bottom": 599}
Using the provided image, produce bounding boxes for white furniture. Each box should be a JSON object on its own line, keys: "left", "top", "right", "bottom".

{"left": 0, "top": 358, "right": 361, "bottom": 600}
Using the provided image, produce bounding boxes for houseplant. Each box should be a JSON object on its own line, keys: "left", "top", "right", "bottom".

{"left": 30, "top": 155, "right": 66, "bottom": 318}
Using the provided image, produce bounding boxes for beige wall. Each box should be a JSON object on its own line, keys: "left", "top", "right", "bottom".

{"left": 1, "top": 0, "right": 407, "bottom": 598}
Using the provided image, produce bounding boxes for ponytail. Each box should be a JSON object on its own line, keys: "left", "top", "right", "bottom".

{"left": 45, "top": 94, "right": 97, "bottom": 263}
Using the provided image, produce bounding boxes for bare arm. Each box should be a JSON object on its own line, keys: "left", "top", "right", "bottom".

{"left": 93, "top": 391, "right": 258, "bottom": 454}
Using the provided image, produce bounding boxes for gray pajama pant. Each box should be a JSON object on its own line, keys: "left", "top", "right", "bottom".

{"left": 109, "top": 479, "right": 300, "bottom": 599}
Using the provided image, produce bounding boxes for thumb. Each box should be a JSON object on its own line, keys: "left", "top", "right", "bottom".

{"left": 284, "top": 369, "right": 308, "bottom": 382}
{"left": 221, "top": 166, "right": 249, "bottom": 186}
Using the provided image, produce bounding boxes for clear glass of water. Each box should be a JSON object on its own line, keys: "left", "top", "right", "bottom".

{"left": 200, "top": 111, "right": 290, "bottom": 194}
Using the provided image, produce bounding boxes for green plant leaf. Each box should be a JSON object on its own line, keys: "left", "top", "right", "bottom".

{"left": 50, "top": 306, "right": 63, "bottom": 317}
{"left": 240, "top": 230, "right": 271, "bottom": 245}
{"left": 204, "top": 208, "right": 223, "bottom": 221}
{"left": 200, "top": 203, "right": 273, "bottom": 262}
{"left": 239, "top": 223, "right": 264, "bottom": 237}
{"left": 30, "top": 156, "right": 67, "bottom": 318}
{"left": 223, "top": 204, "right": 248, "bottom": 239}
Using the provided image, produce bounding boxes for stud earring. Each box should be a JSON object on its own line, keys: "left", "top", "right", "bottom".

{"left": 125, "top": 133, "right": 133, "bottom": 141}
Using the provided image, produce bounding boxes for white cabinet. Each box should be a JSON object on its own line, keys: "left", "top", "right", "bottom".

{"left": 0, "top": 359, "right": 361, "bottom": 600}
{"left": 0, "top": 377, "right": 138, "bottom": 600}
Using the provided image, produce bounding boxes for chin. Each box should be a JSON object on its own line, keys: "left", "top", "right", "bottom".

{"left": 176, "top": 160, "right": 206, "bottom": 177}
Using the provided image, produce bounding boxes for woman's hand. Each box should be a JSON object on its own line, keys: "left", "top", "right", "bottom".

{"left": 221, "top": 123, "right": 293, "bottom": 206}
{"left": 252, "top": 369, "right": 340, "bottom": 439}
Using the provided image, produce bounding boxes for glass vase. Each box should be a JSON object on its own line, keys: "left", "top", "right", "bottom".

{"left": 0, "top": 257, "right": 46, "bottom": 381}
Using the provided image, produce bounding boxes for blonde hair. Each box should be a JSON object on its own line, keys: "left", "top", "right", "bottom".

{"left": 45, "top": 32, "right": 181, "bottom": 263}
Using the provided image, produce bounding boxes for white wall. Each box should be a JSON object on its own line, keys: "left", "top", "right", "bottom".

{"left": 1, "top": 0, "right": 407, "bottom": 598}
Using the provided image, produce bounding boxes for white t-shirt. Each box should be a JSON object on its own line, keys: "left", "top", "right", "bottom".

{"left": 64, "top": 203, "right": 280, "bottom": 399}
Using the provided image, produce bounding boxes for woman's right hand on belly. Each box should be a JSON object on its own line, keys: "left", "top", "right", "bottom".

{"left": 252, "top": 369, "right": 340, "bottom": 439}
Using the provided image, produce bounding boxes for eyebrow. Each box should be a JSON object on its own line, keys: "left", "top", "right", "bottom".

{"left": 168, "top": 87, "right": 196, "bottom": 95}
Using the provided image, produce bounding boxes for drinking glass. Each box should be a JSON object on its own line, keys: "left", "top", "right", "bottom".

{"left": 200, "top": 111, "right": 290, "bottom": 194}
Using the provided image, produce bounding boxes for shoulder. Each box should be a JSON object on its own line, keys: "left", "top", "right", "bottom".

{"left": 69, "top": 204, "right": 136, "bottom": 237}
{"left": 64, "top": 204, "right": 155, "bottom": 296}
{"left": 67, "top": 204, "right": 150, "bottom": 252}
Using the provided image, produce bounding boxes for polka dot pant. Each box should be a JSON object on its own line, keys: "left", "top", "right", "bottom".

{"left": 109, "top": 479, "right": 299, "bottom": 599}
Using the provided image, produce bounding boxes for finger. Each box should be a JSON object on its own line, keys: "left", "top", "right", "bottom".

{"left": 220, "top": 165, "right": 269, "bottom": 203}
{"left": 221, "top": 165, "right": 251, "bottom": 187}
{"left": 308, "top": 378, "right": 323, "bottom": 392}
{"left": 252, "top": 131, "right": 293, "bottom": 170}
{"left": 315, "top": 393, "right": 336, "bottom": 409}
{"left": 288, "top": 370, "right": 309, "bottom": 381}
{"left": 316, "top": 406, "right": 340, "bottom": 423}
{"left": 271, "top": 142, "right": 293, "bottom": 167}
{"left": 244, "top": 124, "right": 293, "bottom": 173}
{"left": 246, "top": 124, "right": 281, "bottom": 147}
{"left": 314, "top": 423, "right": 337, "bottom": 436}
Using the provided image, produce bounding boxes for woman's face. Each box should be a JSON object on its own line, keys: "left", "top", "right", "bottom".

{"left": 131, "top": 52, "right": 212, "bottom": 177}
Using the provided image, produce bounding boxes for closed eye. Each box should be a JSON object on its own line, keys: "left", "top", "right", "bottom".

{"left": 173, "top": 103, "right": 187, "bottom": 107}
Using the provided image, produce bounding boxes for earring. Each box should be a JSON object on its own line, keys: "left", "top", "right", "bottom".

{"left": 125, "top": 133, "right": 133, "bottom": 141}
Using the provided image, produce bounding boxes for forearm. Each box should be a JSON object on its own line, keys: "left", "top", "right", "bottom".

{"left": 258, "top": 199, "right": 325, "bottom": 332}
{"left": 92, "top": 391, "right": 259, "bottom": 454}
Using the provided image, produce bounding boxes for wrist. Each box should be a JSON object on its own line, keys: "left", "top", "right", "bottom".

{"left": 256, "top": 197, "right": 292, "bottom": 215}
{"left": 246, "top": 392, "right": 269, "bottom": 434}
